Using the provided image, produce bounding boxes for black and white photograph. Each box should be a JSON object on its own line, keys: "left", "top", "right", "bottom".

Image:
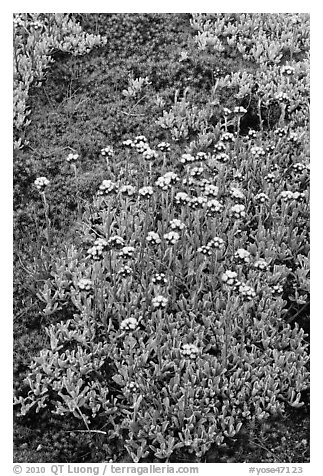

{"left": 11, "top": 6, "right": 313, "bottom": 472}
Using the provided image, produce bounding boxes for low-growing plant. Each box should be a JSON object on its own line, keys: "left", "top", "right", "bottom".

{"left": 14, "top": 13, "right": 310, "bottom": 463}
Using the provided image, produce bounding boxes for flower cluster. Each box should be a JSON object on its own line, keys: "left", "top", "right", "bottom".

{"left": 118, "top": 246, "right": 135, "bottom": 259}
{"left": 152, "top": 295, "right": 168, "bottom": 309}
{"left": 34, "top": 176, "right": 50, "bottom": 192}
{"left": 230, "top": 187, "right": 245, "bottom": 202}
{"left": 222, "top": 270, "right": 238, "bottom": 286}
{"left": 156, "top": 172, "right": 179, "bottom": 190}
{"left": 66, "top": 153, "right": 79, "bottom": 164}
{"left": 108, "top": 235, "right": 125, "bottom": 249}
{"left": 230, "top": 204, "right": 246, "bottom": 219}
{"left": 77, "top": 278, "right": 93, "bottom": 292}
{"left": 175, "top": 191, "right": 190, "bottom": 205}
{"left": 238, "top": 283, "right": 256, "bottom": 301}
{"left": 206, "top": 199, "right": 223, "bottom": 216}
{"left": 118, "top": 265, "right": 133, "bottom": 278}
{"left": 120, "top": 185, "right": 136, "bottom": 196}
{"left": 120, "top": 317, "right": 138, "bottom": 331}
{"left": 143, "top": 148, "right": 158, "bottom": 161}
{"left": 234, "top": 106, "right": 247, "bottom": 115}
{"left": 221, "top": 132, "right": 235, "bottom": 143}
{"left": 146, "top": 231, "right": 161, "bottom": 245}
{"left": 234, "top": 248, "right": 250, "bottom": 264}
{"left": 251, "top": 146, "right": 266, "bottom": 158}
{"left": 100, "top": 146, "right": 114, "bottom": 157}
{"left": 98, "top": 180, "right": 117, "bottom": 196}
{"left": 139, "top": 186, "right": 154, "bottom": 198}
{"left": 181, "top": 343, "right": 199, "bottom": 359}
{"left": 87, "top": 238, "right": 108, "bottom": 260}
{"left": 169, "top": 219, "right": 185, "bottom": 231}
{"left": 214, "top": 142, "right": 226, "bottom": 153}
{"left": 254, "top": 259, "right": 269, "bottom": 271}
{"left": 152, "top": 273, "right": 167, "bottom": 285}
{"left": 157, "top": 142, "right": 171, "bottom": 152}
{"left": 164, "top": 231, "right": 180, "bottom": 245}
{"left": 255, "top": 192, "right": 269, "bottom": 204}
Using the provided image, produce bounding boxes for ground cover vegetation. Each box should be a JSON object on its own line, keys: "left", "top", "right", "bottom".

{"left": 13, "top": 13, "right": 310, "bottom": 463}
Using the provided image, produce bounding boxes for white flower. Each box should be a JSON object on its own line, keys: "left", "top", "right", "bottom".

{"left": 274, "top": 128, "right": 288, "bottom": 138}
{"left": 156, "top": 172, "right": 178, "bottom": 190}
{"left": 272, "top": 284, "right": 284, "bottom": 296}
{"left": 87, "top": 239, "right": 108, "bottom": 260}
{"left": 98, "top": 180, "right": 117, "bottom": 196}
{"left": 139, "top": 186, "right": 154, "bottom": 198}
{"left": 152, "top": 273, "right": 167, "bottom": 285}
{"left": 222, "top": 270, "right": 238, "bottom": 286}
{"left": 251, "top": 146, "right": 265, "bottom": 157}
{"left": 189, "top": 196, "right": 207, "bottom": 209}
{"left": 221, "top": 132, "right": 235, "bottom": 143}
{"left": 234, "top": 248, "right": 250, "bottom": 264}
{"left": 66, "top": 153, "right": 79, "bottom": 163}
{"left": 120, "top": 317, "right": 138, "bottom": 331}
{"left": 203, "top": 184, "right": 219, "bottom": 198}
{"left": 206, "top": 199, "right": 223, "bottom": 216}
{"left": 179, "top": 153, "right": 195, "bottom": 164}
{"left": 216, "top": 153, "right": 229, "bottom": 163}
{"left": 189, "top": 166, "right": 204, "bottom": 178}
{"left": 238, "top": 283, "right": 256, "bottom": 301}
{"left": 157, "top": 142, "right": 171, "bottom": 152}
{"left": 264, "top": 173, "right": 275, "bottom": 184}
{"left": 152, "top": 295, "right": 168, "bottom": 309}
{"left": 197, "top": 245, "right": 212, "bottom": 256}
{"left": 120, "top": 184, "right": 136, "bottom": 196}
{"left": 164, "top": 171, "right": 179, "bottom": 184}
{"left": 254, "top": 259, "right": 269, "bottom": 271}
{"left": 118, "top": 246, "right": 135, "bottom": 259}
{"left": 248, "top": 130, "right": 257, "bottom": 139}
{"left": 134, "top": 136, "right": 149, "bottom": 153}
{"left": 255, "top": 192, "right": 269, "bottom": 203}
{"left": 281, "top": 190, "right": 295, "bottom": 201}
{"left": 169, "top": 219, "right": 186, "bottom": 231}
{"left": 108, "top": 235, "right": 125, "bottom": 249}
{"left": 146, "top": 231, "right": 161, "bottom": 245}
{"left": 281, "top": 65, "right": 295, "bottom": 76}
{"left": 118, "top": 265, "right": 132, "bottom": 278}
{"left": 292, "top": 191, "right": 306, "bottom": 202}
{"left": 293, "top": 162, "right": 306, "bottom": 173}
{"left": 77, "top": 278, "right": 93, "bottom": 291}
{"left": 230, "top": 204, "right": 246, "bottom": 219}
{"left": 100, "top": 146, "right": 114, "bottom": 157}
{"left": 134, "top": 135, "right": 148, "bottom": 144}
{"left": 34, "top": 177, "right": 50, "bottom": 192}
{"left": 195, "top": 152, "right": 207, "bottom": 162}
{"left": 276, "top": 92, "right": 289, "bottom": 103}
{"left": 230, "top": 187, "right": 245, "bottom": 201}
{"left": 208, "top": 237, "right": 225, "bottom": 250}
{"left": 181, "top": 343, "right": 199, "bottom": 359}
{"left": 122, "top": 139, "right": 134, "bottom": 148}
{"left": 214, "top": 142, "right": 226, "bottom": 153}
{"left": 164, "top": 231, "right": 180, "bottom": 245}
{"left": 175, "top": 192, "right": 190, "bottom": 205}
{"left": 234, "top": 106, "right": 247, "bottom": 115}
{"left": 143, "top": 148, "right": 158, "bottom": 161}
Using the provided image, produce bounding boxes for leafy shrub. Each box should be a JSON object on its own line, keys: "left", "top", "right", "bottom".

{"left": 15, "top": 126, "right": 310, "bottom": 461}
{"left": 13, "top": 13, "right": 107, "bottom": 148}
